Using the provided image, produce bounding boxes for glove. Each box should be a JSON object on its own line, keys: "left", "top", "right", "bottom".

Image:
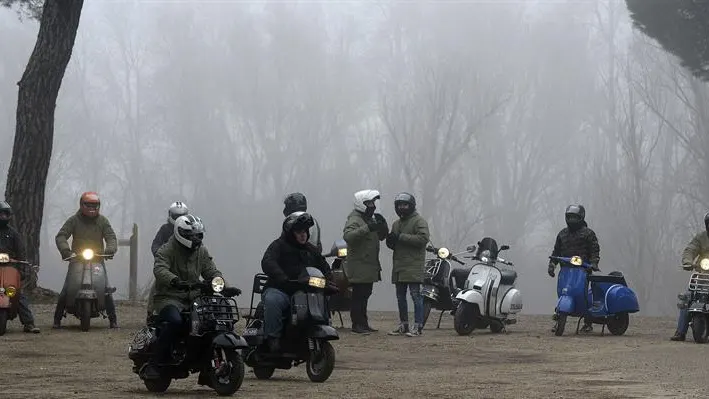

{"left": 374, "top": 213, "right": 388, "bottom": 232}
{"left": 590, "top": 263, "right": 600, "bottom": 272}
{"left": 386, "top": 232, "right": 399, "bottom": 248}
{"left": 232, "top": 287, "right": 242, "bottom": 296}
{"left": 60, "top": 250, "right": 73, "bottom": 260}
{"left": 683, "top": 263, "right": 693, "bottom": 271}
{"left": 547, "top": 262, "right": 555, "bottom": 278}
{"left": 170, "top": 278, "right": 190, "bottom": 290}
{"left": 366, "top": 218, "right": 379, "bottom": 232}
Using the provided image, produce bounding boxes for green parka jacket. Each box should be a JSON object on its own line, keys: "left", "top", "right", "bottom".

{"left": 387, "top": 211, "right": 430, "bottom": 283}
{"left": 55, "top": 211, "right": 118, "bottom": 256}
{"left": 342, "top": 210, "right": 386, "bottom": 284}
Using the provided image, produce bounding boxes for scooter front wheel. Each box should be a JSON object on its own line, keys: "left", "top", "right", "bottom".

{"left": 554, "top": 313, "right": 567, "bottom": 336}
{"left": 0, "top": 309, "right": 7, "bottom": 336}
{"left": 209, "top": 350, "right": 245, "bottom": 396}
{"left": 79, "top": 300, "right": 92, "bottom": 332}
{"left": 306, "top": 340, "right": 336, "bottom": 383}
{"left": 454, "top": 303, "right": 476, "bottom": 336}
{"left": 691, "top": 314, "right": 709, "bottom": 344}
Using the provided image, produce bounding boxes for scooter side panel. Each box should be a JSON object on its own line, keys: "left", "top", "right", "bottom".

{"left": 64, "top": 261, "right": 85, "bottom": 310}
{"left": 604, "top": 285, "right": 640, "bottom": 314}
{"left": 499, "top": 287, "right": 523, "bottom": 314}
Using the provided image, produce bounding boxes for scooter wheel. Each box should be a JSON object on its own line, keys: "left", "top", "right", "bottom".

{"left": 554, "top": 313, "right": 567, "bottom": 336}
{"left": 306, "top": 341, "right": 336, "bottom": 383}
{"left": 253, "top": 367, "right": 275, "bottom": 380}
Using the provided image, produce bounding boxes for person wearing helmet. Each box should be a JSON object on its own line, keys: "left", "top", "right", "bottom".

{"left": 0, "top": 201, "right": 40, "bottom": 333}
{"left": 283, "top": 192, "right": 322, "bottom": 253}
{"left": 53, "top": 192, "right": 118, "bottom": 329}
{"left": 261, "top": 212, "right": 333, "bottom": 352}
{"left": 342, "top": 189, "right": 388, "bottom": 334}
{"left": 385, "top": 193, "right": 430, "bottom": 337}
{"left": 146, "top": 201, "right": 190, "bottom": 322}
{"left": 671, "top": 212, "right": 709, "bottom": 341}
{"left": 547, "top": 204, "right": 600, "bottom": 333}
{"left": 143, "top": 214, "right": 229, "bottom": 380}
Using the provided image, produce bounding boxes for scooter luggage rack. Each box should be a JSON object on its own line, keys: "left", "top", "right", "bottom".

{"left": 689, "top": 273, "right": 709, "bottom": 292}
{"left": 196, "top": 295, "right": 240, "bottom": 324}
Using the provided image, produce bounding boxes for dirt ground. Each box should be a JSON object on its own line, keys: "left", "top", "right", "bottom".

{"left": 0, "top": 303, "right": 707, "bottom": 399}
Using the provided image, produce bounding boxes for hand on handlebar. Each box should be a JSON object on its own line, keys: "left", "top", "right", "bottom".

{"left": 683, "top": 263, "right": 694, "bottom": 271}
{"left": 170, "top": 278, "right": 191, "bottom": 290}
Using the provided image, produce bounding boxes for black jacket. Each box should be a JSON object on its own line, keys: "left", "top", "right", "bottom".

{"left": 261, "top": 232, "right": 332, "bottom": 295}
{"left": 151, "top": 223, "right": 174, "bottom": 257}
{"left": 550, "top": 221, "right": 600, "bottom": 266}
{"left": 0, "top": 225, "right": 26, "bottom": 261}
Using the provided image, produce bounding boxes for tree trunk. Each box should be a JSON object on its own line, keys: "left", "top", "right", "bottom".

{"left": 3, "top": 0, "right": 84, "bottom": 291}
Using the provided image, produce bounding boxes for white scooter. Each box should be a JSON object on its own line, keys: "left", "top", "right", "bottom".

{"left": 453, "top": 237, "right": 523, "bottom": 335}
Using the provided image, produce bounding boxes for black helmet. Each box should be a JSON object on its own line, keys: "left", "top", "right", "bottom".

{"left": 565, "top": 204, "right": 585, "bottom": 230}
{"left": 394, "top": 192, "right": 416, "bottom": 217}
{"left": 0, "top": 201, "right": 11, "bottom": 226}
{"left": 283, "top": 211, "right": 314, "bottom": 233}
{"left": 283, "top": 192, "right": 307, "bottom": 216}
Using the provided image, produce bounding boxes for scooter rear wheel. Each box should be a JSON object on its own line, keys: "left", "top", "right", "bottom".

{"left": 606, "top": 312, "right": 629, "bottom": 336}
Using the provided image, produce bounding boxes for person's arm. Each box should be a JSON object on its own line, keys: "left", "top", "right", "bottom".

{"left": 261, "top": 240, "right": 288, "bottom": 282}
{"left": 154, "top": 246, "right": 178, "bottom": 286}
{"left": 549, "top": 232, "right": 562, "bottom": 265}
{"left": 102, "top": 217, "right": 118, "bottom": 255}
{"left": 151, "top": 225, "right": 170, "bottom": 257}
{"left": 587, "top": 230, "right": 600, "bottom": 268}
{"left": 199, "top": 247, "right": 222, "bottom": 281}
{"left": 343, "top": 217, "right": 370, "bottom": 243}
{"left": 398, "top": 218, "right": 430, "bottom": 248}
{"left": 55, "top": 217, "right": 75, "bottom": 258}
{"left": 12, "top": 228, "right": 27, "bottom": 261}
{"left": 682, "top": 234, "right": 702, "bottom": 266}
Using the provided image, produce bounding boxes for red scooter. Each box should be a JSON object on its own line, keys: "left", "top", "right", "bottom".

{"left": 0, "top": 252, "right": 34, "bottom": 335}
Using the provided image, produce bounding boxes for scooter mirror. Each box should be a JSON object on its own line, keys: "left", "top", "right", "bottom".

{"left": 466, "top": 245, "right": 476, "bottom": 252}
{"left": 500, "top": 245, "right": 510, "bottom": 251}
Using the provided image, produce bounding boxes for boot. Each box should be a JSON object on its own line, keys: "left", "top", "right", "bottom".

{"left": 670, "top": 330, "right": 686, "bottom": 341}
{"left": 23, "top": 324, "right": 40, "bottom": 333}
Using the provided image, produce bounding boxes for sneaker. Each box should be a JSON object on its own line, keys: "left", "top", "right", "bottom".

{"left": 109, "top": 320, "right": 119, "bottom": 329}
{"left": 351, "top": 325, "right": 371, "bottom": 335}
{"left": 365, "top": 324, "right": 378, "bottom": 332}
{"left": 23, "top": 324, "right": 40, "bottom": 333}
{"left": 387, "top": 323, "right": 409, "bottom": 336}
{"left": 405, "top": 325, "right": 422, "bottom": 337}
{"left": 580, "top": 324, "right": 593, "bottom": 333}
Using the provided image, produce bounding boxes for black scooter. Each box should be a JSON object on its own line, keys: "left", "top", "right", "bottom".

{"left": 421, "top": 244, "right": 475, "bottom": 329}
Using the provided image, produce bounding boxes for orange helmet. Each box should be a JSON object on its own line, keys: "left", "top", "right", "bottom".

{"left": 79, "top": 192, "right": 100, "bottom": 217}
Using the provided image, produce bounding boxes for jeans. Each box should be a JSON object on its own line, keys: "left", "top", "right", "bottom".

{"left": 154, "top": 305, "right": 183, "bottom": 363}
{"left": 262, "top": 288, "right": 291, "bottom": 339}
{"left": 677, "top": 308, "right": 690, "bottom": 335}
{"left": 53, "top": 263, "right": 117, "bottom": 323}
{"left": 350, "top": 283, "right": 373, "bottom": 328}
{"left": 18, "top": 293, "right": 34, "bottom": 325}
{"left": 395, "top": 282, "right": 423, "bottom": 326}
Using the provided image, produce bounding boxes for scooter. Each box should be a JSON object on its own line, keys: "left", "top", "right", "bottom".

{"left": 453, "top": 237, "right": 522, "bottom": 335}
{"left": 0, "top": 253, "right": 36, "bottom": 335}
{"left": 678, "top": 256, "right": 709, "bottom": 343}
{"left": 129, "top": 277, "right": 247, "bottom": 395}
{"left": 420, "top": 244, "right": 474, "bottom": 329}
{"left": 550, "top": 255, "right": 640, "bottom": 336}
{"left": 61, "top": 249, "right": 116, "bottom": 331}
{"left": 323, "top": 239, "right": 350, "bottom": 328}
{"left": 242, "top": 267, "right": 339, "bottom": 383}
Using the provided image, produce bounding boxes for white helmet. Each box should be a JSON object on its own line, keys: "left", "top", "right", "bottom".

{"left": 174, "top": 214, "right": 205, "bottom": 249}
{"left": 168, "top": 201, "right": 189, "bottom": 224}
{"left": 353, "top": 189, "right": 381, "bottom": 212}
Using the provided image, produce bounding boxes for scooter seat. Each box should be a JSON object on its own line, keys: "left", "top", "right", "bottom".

{"left": 500, "top": 269, "right": 517, "bottom": 285}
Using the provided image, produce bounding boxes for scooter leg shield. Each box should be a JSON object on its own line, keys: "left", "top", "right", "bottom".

{"left": 556, "top": 295, "right": 575, "bottom": 314}
{"left": 605, "top": 285, "right": 640, "bottom": 314}
{"left": 455, "top": 289, "right": 484, "bottom": 307}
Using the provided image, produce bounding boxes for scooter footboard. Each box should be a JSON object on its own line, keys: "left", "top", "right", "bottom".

{"left": 605, "top": 285, "right": 639, "bottom": 314}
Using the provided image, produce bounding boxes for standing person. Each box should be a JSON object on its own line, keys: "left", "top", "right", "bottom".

{"left": 283, "top": 193, "right": 322, "bottom": 253}
{"left": 343, "top": 189, "right": 388, "bottom": 334}
{"left": 147, "top": 201, "right": 189, "bottom": 322}
{"left": 53, "top": 192, "right": 118, "bottom": 328}
{"left": 547, "top": 204, "right": 600, "bottom": 333}
{"left": 385, "top": 193, "right": 430, "bottom": 337}
{"left": 0, "top": 201, "right": 40, "bottom": 333}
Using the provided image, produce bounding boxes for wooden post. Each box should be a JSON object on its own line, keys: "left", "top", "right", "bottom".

{"left": 118, "top": 223, "right": 139, "bottom": 304}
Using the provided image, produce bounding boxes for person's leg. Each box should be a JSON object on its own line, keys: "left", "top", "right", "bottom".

{"left": 103, "top": 263, "right": 118, "bottom": 328}
{"left": 53, "top": 286, "right": 67, "bottom": 328}
{"left": 408, "top": 283, "right": 424, "bottom": 336}
{"left": 146, "top": 283, "right": 156, "bottom": 323}
{"left": 18, "top": 292, "right": 39, "bottom": 333}
{"left": 349, "top": 283, "right": 370, "bottom": 334}
{"left": 388, "top": 283, "right": 409, "bottom": 335}
{"left": 262, "top": 288, "right": 290, "bottom": 352}
{"left": 361, "top": 283, "right": 375, "bottom": 331}
{"left": 671, "top": 307, "right": 689, "bottom": 341}
{"left": 143, "top": 305, "right": 183, "bottom": 379}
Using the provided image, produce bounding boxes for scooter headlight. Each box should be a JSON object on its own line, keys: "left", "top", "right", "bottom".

{"left": 6, "top": 286, "right": 16, "bottom": 298}
{"left": 211, "top": 276, "right": 225, "bottom": 293}
{"left": 437, "top": 247, "right": 450, "bottom": 259}
{"left": 337, "top": 248, "right": 347, "bottom": 257}
{"left": 0, "top": 253, "right": 8, "bottom": 263}
{"left": 308, "top": 276, "right": 326, "bottom": 288}
{"left": 700, "top": 258, "right": 709, "bottom": 271}
{"left": 81, "top": 249, "right": 94, "bottom": 260}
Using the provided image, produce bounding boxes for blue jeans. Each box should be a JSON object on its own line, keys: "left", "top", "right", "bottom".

{"left": 18, "top": 293, "right": 34, "bottom": 325}
{"left": 677, "top": 308, "right": 689, "bottom": 335}
{"left": 395, "top": 283, "right": 423, "bottom": 326}
{"left": 262, "top": 288, "right": 291, "bottom": 339}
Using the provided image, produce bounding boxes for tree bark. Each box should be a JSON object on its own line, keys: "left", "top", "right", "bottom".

{"left": 4, "top": 0, "right": 84, "bottom": 291}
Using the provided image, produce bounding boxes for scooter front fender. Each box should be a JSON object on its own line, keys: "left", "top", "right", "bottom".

{"left": 308, "top": 324, "right": 339, "bottom": 340}
{"left": 455, "top": 289, "right": 484, "bottom": 307}
{"left": 556, "top": 295, "right": 575, "bottom": 314}
{"left": 212, "top": 332, "right": 249, "bottom": 349}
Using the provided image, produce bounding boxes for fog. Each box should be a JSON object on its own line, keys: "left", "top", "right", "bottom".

{"left": 1, "top": 0, "right": 706, "bottom": 316}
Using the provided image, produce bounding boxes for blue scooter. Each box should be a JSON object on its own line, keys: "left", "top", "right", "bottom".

{"left": 550, "top": 255, "right": 639, "bottom": 336}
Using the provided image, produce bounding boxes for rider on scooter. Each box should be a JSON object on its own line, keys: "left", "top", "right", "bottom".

{"left": 146, "top": 201, "right": 190, "bottom": 322}
{"left": 547, "top": 204, "right": 600, "bottom": 333}
{"left": 53, "top": 192, "right": 118, "bottom": 329}
{"left": 283, "top": 193, "right": 322, "bottom": 253}
{"left": 143, "top": 214, "right": 229, "bottom": 380}
{"left": 261, "top": 212, "right": 333, "bottom": 352}
{"left": 671, "top": 211, "right": 709, "bottom": 341}
{"left": 0, "top": 201, "right": 40, "bottom": 333}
